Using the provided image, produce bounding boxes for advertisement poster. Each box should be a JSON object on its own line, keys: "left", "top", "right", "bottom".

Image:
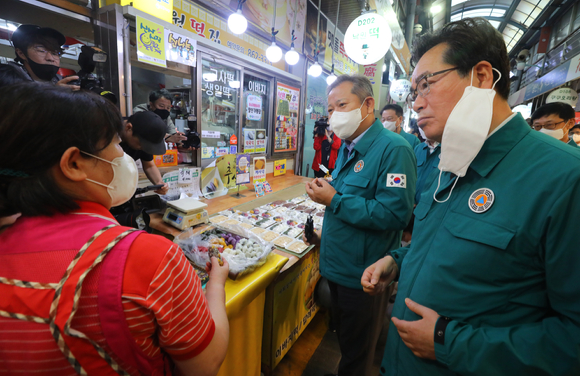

{"left": 216, "top": 147, "right": 229, "bottom": 157}
{"left": 246, "top": 95, "right": 263, "bottom": 121}
{"left": 172, "top": 0, "right": 284, "bottom": 70}
{"left": 262, "top": 251, "right": 320, "bottom": 368}
{"left": 236, "top": 154, "right": 251, "bottom": 184}
{"left": 253, "top": 156, "right": 266, "bottom": 183}
{"left": 202, "top": 146, "right": 216, "bottom": 159}
{"left": 136, "top": 16, "right": 166, "bottom": 67}
{"left": 274, "top": 159, "right": 287, "bottom": 176}
{"left": 216, "top": 154, "right": 237, "bottom": 188}
{"left": 302, "top": 70, "right": 328, "bottom": 176}
{"left": 165, "top": 29, "right": 196, "bottom": 66}
{"left": 244, "top": 128, "right": 256, "bottom": 153}
{"left": 255, "top": 129, "right": 266, "bottom": 153}
{"left": 207, "top": 0, "right": 306, "bottom": 50}
{"left": 304, "top": 0, "right": 327, "bottom": 64}
{"left": 323, "top": 18, "right": 359, "bottom": 75}
{"left": 275, "top": 83, "right": 300, "bottom": 152}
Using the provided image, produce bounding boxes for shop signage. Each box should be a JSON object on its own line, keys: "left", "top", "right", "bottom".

{"left": 255, "top": 129, "right": 266, "bottom": 153}
{"left": 162, "top": 167, "right": 202, "bottom": 198}
{"left": 524, "top": 62, "right": 570, "bottom": 102}
{"left": 546, "top": 88, "right": 579, "bottom": 106}
{"left": 136, "top": 16, "right": 166, "bottom": 67}
{"left": 253, "top": 156, "right": 266, "bottom": 183}
{"left": 172, "top": 0, "right": 285, "bottom": 70}
{"left": 216, "top": 154, "right": 237, "bottom": 188}
{"left": 344, "top": 13, "right": 391, "bottom": 65}
{"left": 275, "top": 83, "right": 300, "bottom": 152}
{"left": 247, "top": 95, "right": 263, "bottom": 121}
{"left": 216, "top": 147, "right": 229, "bottom": 157}
{"left": 165, "top": 29, "right": 196, "bottom": 66}
{"left": 236, "top": 154, "right": 251, "bottom": 184}
{"left": 201, "top": 146, "right": 216, "bottom": 159}
{"left": 361, "top": 58, "right": 384, "bottom": 110}
{"left": 390, "top": 79, "right": 412, "bottom": 102}
{"left": 133, "top": 0, "right": 173, "bottom": 23}
{"left": 230, "top": 145, "right": 237, "bottom": 154}
{"left": 248, "top": 80, "right": 267, "bottom": 95}
{"left": 230, "top": 134, "right": 238, "bottom": 144}
{"left": 244, "top": 128, "right": 256, "bottom": 153}
{"left": 274, "top": 159, "right": 286, "bottom": 176}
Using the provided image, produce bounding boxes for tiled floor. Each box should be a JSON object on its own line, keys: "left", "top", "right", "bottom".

{"left": 270, "top": 308, "right": 390, "bottom": 376}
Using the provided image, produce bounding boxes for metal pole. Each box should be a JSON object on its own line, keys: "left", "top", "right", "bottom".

{"left": 315, "top": 0, "right": 321, "bottom": 58}
{"left": 122, "top": 17, "right": 133, "bottom": 116}
{"left": 405, "top": 0, "right": 417, "bottom": 47}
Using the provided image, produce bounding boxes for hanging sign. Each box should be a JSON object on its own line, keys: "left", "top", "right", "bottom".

{"left": 247, "top": 95, "right": 263, "bottom": 121}
{"left": 236, "top": 154, "right": 251, "bottom": 185}
{"left": 390, "top": 79, "right": 412, "bottom": 102}
{"left": 344, "top": 13, "right": 391, "bottom": 65}
{"left": 136, "top": 16, "right": 166, "bottom": 67}
{"left": 165, "top": 29, "right": 196, "bottom": 66}
{"left": 256, "top": 129, "right": 267, "bottom": 153}
{"left": 253, "top": 156, "right": 266, "bottom": 183}
{"left": 545, "top": 88, "right": 579, "bottom": 107}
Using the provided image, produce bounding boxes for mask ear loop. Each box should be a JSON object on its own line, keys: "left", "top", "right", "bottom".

{"left": 433, "top": 169, "right": 459, "bottom": 204}
{"left": 359, "top": 97, "right": 370, "bottom": 124}
{"left": 491, "top": 68, "right": 502, "bottom": 90}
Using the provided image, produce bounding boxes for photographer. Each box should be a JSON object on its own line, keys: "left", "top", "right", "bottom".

{"left": 120, "top": 111, "right": 170, "bottom": 195}
{"left": 8, "top": 24, "right": 80, "bottom": 89}
{"left": 312, "top": 117, "right": 341, "bottom": 178}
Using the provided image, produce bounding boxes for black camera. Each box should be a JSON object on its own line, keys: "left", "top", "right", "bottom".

{"left": 182, "top": 129, "right": 201, "bottom": 149}
{"left": 69, "top": 46, "right": 117, "bottom": 104}
{"left": 313, "top": 117, "right": 329, "bottom": 137}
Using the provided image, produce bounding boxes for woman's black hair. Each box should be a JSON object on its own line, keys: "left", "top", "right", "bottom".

{"left": 412, "top": 17, "right": 511, "bottom": 99}
{"left": 0, "top": 83, "right": 124, "bottom": 217}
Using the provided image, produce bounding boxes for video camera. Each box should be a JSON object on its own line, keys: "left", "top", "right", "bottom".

{"left": 182, "top": 129, "right": 201, "bottom": 149}
{"left": 69, "top": 46, "right": 117, "bottom": 104}
{"left": 313, "top": 117, "right": 329, "bottom": 137}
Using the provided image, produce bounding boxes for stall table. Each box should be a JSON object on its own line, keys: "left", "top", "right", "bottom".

{"left": 149, "top": 170, "right": 319, "bottom": 375}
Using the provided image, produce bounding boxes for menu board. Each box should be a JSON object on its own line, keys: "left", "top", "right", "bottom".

{"left": 275, "top": 83, "right": 300, "bottom": 152}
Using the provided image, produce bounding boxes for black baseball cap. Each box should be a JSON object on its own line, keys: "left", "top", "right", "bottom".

{"left": 128, "top": 111, "right": 167, "bottom": 155}
{"left": 10, "top": 24, "right": 66, "bottom": 50}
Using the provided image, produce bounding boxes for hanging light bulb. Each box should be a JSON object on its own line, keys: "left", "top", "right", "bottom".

{"left": 326, "top": 72, "right": 337, "bottom": 85}
{"left": 309, "top": 62, "right": 322, "bottom": 77}
{"left": 228, "top": 9, "right": 248, "bottom": 35}
{"left": 266, "top": 41, "right": 283, "bottom": 62}
{"left": 285, "top": 47, "right": 299, "bottom": 65}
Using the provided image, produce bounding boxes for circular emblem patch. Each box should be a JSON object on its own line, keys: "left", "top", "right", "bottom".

{"left": 468, "top": 188, "right": 494, "bottom": 213}
{"left": 354, "top": 160, "right": 364, "bottom": 173}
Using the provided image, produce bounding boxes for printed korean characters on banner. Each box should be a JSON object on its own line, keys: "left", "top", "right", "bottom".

{"left": 216, "top": 154, "right": 237, "bottom": 188}
{"left": 236, "top": 154, "right": 251, "bottom": 184}
{"left": 244, "top": 128, "right": 256, "bottom": 153}
{"left": 137, "top": 16, "right": 166, "bottom": 67}
{"left": 172, "top": 0, "right": 285, "bottom": 70}
{"left": 246, "top": 95, "right": 263, "bottom": 121}
{"left": 275, "top": 83, "right": 300, "bottom": 152}
{"left": 255, "top": 129, "right": 266, "bottom": 153}
{"left": 253, "top": 156, "right": 266, "bottom": 183}
{"left": 361, "top": 57, "right": 385, "bottom": 110}
{"left": 165, "top": 29, "right": 196, "bottom": 66}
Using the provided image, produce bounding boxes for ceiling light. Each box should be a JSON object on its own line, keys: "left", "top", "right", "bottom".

{"left": 285, "top": 47, "right": 300, "bottom": 65}
{"left": 266, "top": 42, "right": 283, "bottom": 62}
{"left": 430, "top": 5, "right": 442, "bottom": 14}
{"left": 326, "top": 72, "right": 337, "bottom": 85}
{"left": 228, "top": 10, "right": 248, "bottom": 35}
{"left": 308, "top": 62, "right": 322, "bottom": 77}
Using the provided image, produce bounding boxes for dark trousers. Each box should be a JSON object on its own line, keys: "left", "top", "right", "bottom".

{"left": 328, "top": 280, "right": 389, "bottom": 376}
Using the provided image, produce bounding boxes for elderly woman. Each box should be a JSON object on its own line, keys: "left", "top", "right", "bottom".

{"left": 0, "top": 83, "right": 228, "bottom": 376}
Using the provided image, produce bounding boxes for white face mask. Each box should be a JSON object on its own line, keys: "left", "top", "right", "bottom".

{"left": 329, "top": 98, "right": 370, "bottom": 139}
{"left": 382, "top": 120, "right": 397, "bottom": 132}
{"left": 434, "top": 68, "right": 502, "bottom": 203}
{"left": 573, "top": 134, "right": 580, "bottom": 144}
{"left": 82, "top": 151, "right": 139, "bottom": 207}
{"left": 539, "top": 127, "right": 564, "bottom": 140}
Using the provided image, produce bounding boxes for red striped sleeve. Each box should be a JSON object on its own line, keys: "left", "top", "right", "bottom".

{"left": 121, "top": 234, "right": 215, "bottom": 361}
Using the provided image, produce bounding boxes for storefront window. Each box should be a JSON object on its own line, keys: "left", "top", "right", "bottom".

{"left": 200, "top": 58, "right": 241, "bottom": 159}
{"left": 242, "top": 74, "right": 270, "bottom": 154}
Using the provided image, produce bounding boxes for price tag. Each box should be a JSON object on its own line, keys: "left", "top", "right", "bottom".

{"left": 178, "top": 168, "right": 192, "bottom": 183}
{"left": 202, "top": 130, "right": 221, "bottom": 139}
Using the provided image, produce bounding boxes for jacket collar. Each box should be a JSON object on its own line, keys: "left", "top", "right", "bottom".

{"left": 469, "top": 113, "right": 530, "bottom": 178}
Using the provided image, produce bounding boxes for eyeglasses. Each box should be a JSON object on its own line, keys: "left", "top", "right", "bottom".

{"left": 406, "top": 67, "right": 459, "bottom": 107}
{"left": 31, "top": 45, "right": 64, "bottom": 58}
{"left": 532, "top": 120, "right": 566, "bottom": 131}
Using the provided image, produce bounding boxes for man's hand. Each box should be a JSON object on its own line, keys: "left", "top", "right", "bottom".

{"left": 391, "top": 298, "right": 439, "bottom": 360}
{"left": 154, "top": 183, "right": 169, "bottom": 195}
{"left": 177, "top": 145, "right": 196, "bottom": 153}
{"left": 56, "top": 76, "right": 80, "bottom": 91}
{"left": 302, "top": 228, "right": 322, "bottom": 247}
{"left": 361, "top": 255, "right": 398, "bottom": 295}
{"left": 305, "top": 178, "right": 336, "bottom": 207}
{"left": 165, "top": 132, "right": 187, "bottom": 144}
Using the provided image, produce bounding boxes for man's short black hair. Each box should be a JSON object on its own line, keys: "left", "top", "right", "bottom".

{"left": 531, "top": 102, "right": 576, "bottom": 123}
{"left": 149, "top": 89, "right": 172, "bottom": 103}
{"left": 381, "top": 104, "right": 404, "bottom": 117}
{"left": 412, "top": 17, "right": 510, "bottom": 100}
{"left": 571, "top": 123, "right": 580, "bottom": 132}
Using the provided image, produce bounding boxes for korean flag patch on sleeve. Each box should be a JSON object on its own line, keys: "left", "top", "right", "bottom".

{"left": 387, "top": 174, "right": 406, "bottom": 188}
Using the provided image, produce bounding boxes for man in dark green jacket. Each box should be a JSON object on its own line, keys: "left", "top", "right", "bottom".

{"left": 531, "top": 102, "right": 579, "bottom": 148}
{"left": 381, "top": 104, "right": 420, "bottom": 149}
{"left": 306, "top": 74, "right": 416, "bottom": 376}
{"left": 362, "top": 17, "right": 580, "bottom": 376}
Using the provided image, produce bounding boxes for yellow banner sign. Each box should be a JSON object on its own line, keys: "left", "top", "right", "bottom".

{"left": 136, "top": 16, "right": 167, "bottom": 67}
{"left": 172, "top": 0, "right": 285, "bottom": 70}
{"left": 274, "top": 159, "right": 287, "bottom": 176}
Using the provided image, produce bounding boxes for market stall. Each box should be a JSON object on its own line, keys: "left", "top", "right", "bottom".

{"left": 149, "top": 171, "right": 322, "bottom": 375}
